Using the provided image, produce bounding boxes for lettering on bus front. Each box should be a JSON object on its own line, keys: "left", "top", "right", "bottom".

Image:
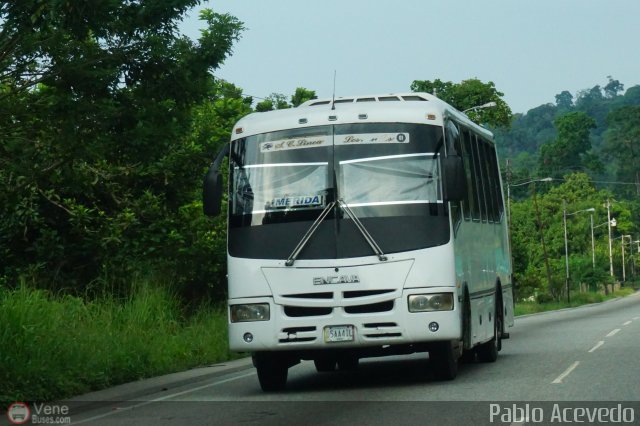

{"left": 268, "top": 195, "right": 324, "bottom": 209}
{"left": 313, "top": 275, "right": 361, "bottom": 285}
{"left": 260, "top": 137, "right": 329, "bottom": 153}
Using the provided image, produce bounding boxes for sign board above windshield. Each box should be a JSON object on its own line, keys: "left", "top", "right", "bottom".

{"left": 260, "top": 136, "right": 330, "bottom": 153}
{"left": 335, "top": 133, "right": 409, "bottom": 145}
{"left": 259, "top": 133, "right": 410, "bottom": 153}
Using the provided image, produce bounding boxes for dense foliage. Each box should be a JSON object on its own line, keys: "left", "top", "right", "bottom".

{"left": 509, "top": 173, "right": 637, "bottom": 300}
{"left": 500, "top": 78, "right": 640, "bottom": 299}
{"left": 411, "top": 78, "right": 513, "bottom": 128}
{"left": 494, "top": 77, "right": 640, "bottom": 193}
{"left": 0, "top": 1, "right": 245, "bottom": 299}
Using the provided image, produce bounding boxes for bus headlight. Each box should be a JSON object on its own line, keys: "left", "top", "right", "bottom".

{"left": 230, "top": 303, "right": 270, "bottom": 322}
{"left": 408, "top": 293, "right": 454, "bottom": 312}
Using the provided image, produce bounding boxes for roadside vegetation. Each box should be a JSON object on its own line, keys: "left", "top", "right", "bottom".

{"left": 0, "top": 278, "right": 232, "bottom": 402}
{"left": 514, "top": 287, "right": 637, "bottom": 316}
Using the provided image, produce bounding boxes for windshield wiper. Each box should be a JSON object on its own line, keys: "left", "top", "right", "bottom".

{"left": 337, "top": 199, "right": 388, "bottom": 262}
{"left": 284, "top": 198, "right": 389, "bottom": 266}
{"left": 285, "top": 201, "right": 336, "bottom": 267}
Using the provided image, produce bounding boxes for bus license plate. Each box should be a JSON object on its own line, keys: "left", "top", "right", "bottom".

{"left": 324, "top": 325, "right": 354, "bottom": 343}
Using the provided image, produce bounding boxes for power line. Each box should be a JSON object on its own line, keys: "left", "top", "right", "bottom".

{"left": 552, "top": 177, "right": 637, "bottom": 186}
{"left": 512, "top": 177, "right": 637, "bottom": 186}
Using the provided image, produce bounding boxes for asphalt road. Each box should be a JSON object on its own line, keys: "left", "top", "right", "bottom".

{"left": 61, "top": 292, "right": 640, "bottom": 425}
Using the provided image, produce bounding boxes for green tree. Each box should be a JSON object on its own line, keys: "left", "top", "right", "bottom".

{"left": 603, "top": 106, "right": 640, "bottom": 197}
{"left": 509, "top": 173, "right": 633, "bottom": 299}
{"left": 410, "top": 78, "right": 512, "bottom": 127}
{"left": 555, "top": 90, "right": 574, "bottom": 111}
{"left": 255, "top": 87, "right": 317, "bottom": 111}
{"left": 255, "top": 93, "right": 290, "bottom": 111}
{"left": 538, "top": 112, "right": 601, "bottom": 178}
{"left": 604, "top": 76, "right": 624, "bottom": 99}
{"left": 0, "top": 2, "right": 244, "bottom": 294}
{"left": 291, "top": 87, "right": 317, "bottom": 107}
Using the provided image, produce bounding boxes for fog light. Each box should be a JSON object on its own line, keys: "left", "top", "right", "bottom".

{"left": 243, "top": 333, "right": 254, "bottom": 343}
{"left": 429, "top": 322, "right": 439, "bottom": 332}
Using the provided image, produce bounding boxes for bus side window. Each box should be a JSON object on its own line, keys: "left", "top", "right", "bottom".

{"left": 470, "top": 134, "right": 486, "bottom": 222}
{"left": 461, "top": 129, "right": 477, "bottom": 221}
{"left": 487, "top": 143, "right": 504, "bottom": 221}
{"left": 445, "top": 121, "right": 463, "bottom": 229}
{"left": 480, "top": 139, "right": 497, "bottom": 222}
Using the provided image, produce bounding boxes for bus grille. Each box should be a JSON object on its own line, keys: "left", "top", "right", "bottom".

{"left": 284, "top": 306, "right": 333, "bottom": 317}
{"left": 362, "top": 322, "right": 402, "bottom": 339}
{"left": 344, "top": 300, "right": 394, "bottom": 314}
{"left": 278, "top": 326, "right": 317, "bottom": 343}
{"left": 280, "top": 289, "right": 397, "bottom": 317}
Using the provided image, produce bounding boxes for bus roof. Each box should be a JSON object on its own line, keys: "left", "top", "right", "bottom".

{"left": 231, "top": 92, "right": 493, "bottom": 142}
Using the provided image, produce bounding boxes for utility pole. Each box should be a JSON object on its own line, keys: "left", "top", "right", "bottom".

{"left": 532, "top": 183, "right": 553, "bottom": 295}
{"left": 607, "top": 199, "right": 614, "bottom": 278}
{"left": 563, "top": 200, "right": 570, "bottom": 304}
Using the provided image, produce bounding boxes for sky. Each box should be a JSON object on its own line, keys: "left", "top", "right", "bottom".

{"left": 179, "top": 0, "right": 640, "bottom": 114}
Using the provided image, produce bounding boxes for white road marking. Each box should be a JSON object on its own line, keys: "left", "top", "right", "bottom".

{"left": 552, "top": 361, "right": 580, "bottom": 384}
{"left": 588, "top": 341, "right": 605, "bottom": 353}
{"left": 623, "top": 320, "right": 632, "bottom": 326}
{"left": 634, "top": 317, "right": 639, "bottom": 320}
{"left": 71, "top": 371, "right": 256, "bottom": 424}
{"left": 606, "top": 328, "right": 621, "bottom": 337}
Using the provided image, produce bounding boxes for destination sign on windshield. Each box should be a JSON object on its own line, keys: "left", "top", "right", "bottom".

{"left": 335, "top": 133, "right": 409, "bottom": 145}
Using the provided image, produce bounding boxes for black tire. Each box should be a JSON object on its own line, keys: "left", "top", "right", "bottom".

{"left": 430, "top": 341, "right": 458, "bottom": 380}
{"left": 477, "top": 297, "right": 502, "bottom": 363}
{"left": 462, "top": 289, "right": 472, "bottom": 351}
{"left": 459, "top": 349, "right": 476, "bottom": 364}
{"left": 314, "top": 356, "right": 337, "bottom": 372}
{"left": 254, "top": 353, "right": 288, "bottom": 392}
{"left": 496, "top": 298, "right": 504, "bottom": 352}
{"left": 458, "top": 289, "right": 475, "bottom": 364}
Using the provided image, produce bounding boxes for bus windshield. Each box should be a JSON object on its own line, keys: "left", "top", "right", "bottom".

{"left": 339, "top": 153, "right": 440, "bottom": 209}
{"left": 228, "top": 123, "right": 450, "bottom": 259}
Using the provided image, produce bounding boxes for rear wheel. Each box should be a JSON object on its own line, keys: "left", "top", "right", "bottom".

{"left": 477, "top": 297, "right": 502, "bottom": 363}
{"left": 254, "top": 352, "right": 289, "bottom": 391}
{"left": 429, "top": 341, "right": 458, "bottom": 380}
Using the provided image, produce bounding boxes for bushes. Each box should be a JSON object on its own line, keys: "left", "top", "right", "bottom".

{"left": 515, "top": 287, "right": 634, "bottom": 316}
{"left": 0, "top": 280, "right": 232, "bottom": 402}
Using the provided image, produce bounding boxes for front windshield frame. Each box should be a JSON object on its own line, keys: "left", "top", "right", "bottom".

{"left": 228, "top": 122, "right": 450, "bottom": 259}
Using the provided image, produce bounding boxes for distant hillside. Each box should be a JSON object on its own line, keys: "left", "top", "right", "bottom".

{"left": 494, "top": 80, "right": 640, "bottom": 161}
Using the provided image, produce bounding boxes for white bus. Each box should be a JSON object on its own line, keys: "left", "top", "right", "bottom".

{"left": 203, "top": 92, "right": 514, "bottom": 391}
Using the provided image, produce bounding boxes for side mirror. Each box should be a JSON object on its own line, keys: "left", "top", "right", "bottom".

{"left": 442, "top": 155, "right": 466, "bottom": 202}
{"left": 203, "top": 166, "right": 223, "bottom": 216}
{"left": 203, "top": 144, "right": 229, "bottom": 217}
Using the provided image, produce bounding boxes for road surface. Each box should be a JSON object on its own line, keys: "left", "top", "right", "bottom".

{"left": 58, "top": 292, "right": 640, "bottom": 425}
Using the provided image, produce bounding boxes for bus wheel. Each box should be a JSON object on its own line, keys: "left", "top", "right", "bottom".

{"left": 254, "top": 352, "right": 289, "bottom": 391}
{"left": 477, "top": 301, "right": 502, "bottom": 363}
{"left": 460, "top": 291, "right": 475, "bottom": 363}
{"left": 314, "top": 356, "right": 337, "bottom": 372}
{"left": 430, "top": 341, "right": 458, "bottom": 380}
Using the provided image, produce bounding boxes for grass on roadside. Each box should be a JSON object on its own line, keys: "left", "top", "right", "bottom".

{"left": 0, "top": 281, "right": 234, "bottom": 402}
{"left": 514, "top": 287, "right": 636, "bottom": 316}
